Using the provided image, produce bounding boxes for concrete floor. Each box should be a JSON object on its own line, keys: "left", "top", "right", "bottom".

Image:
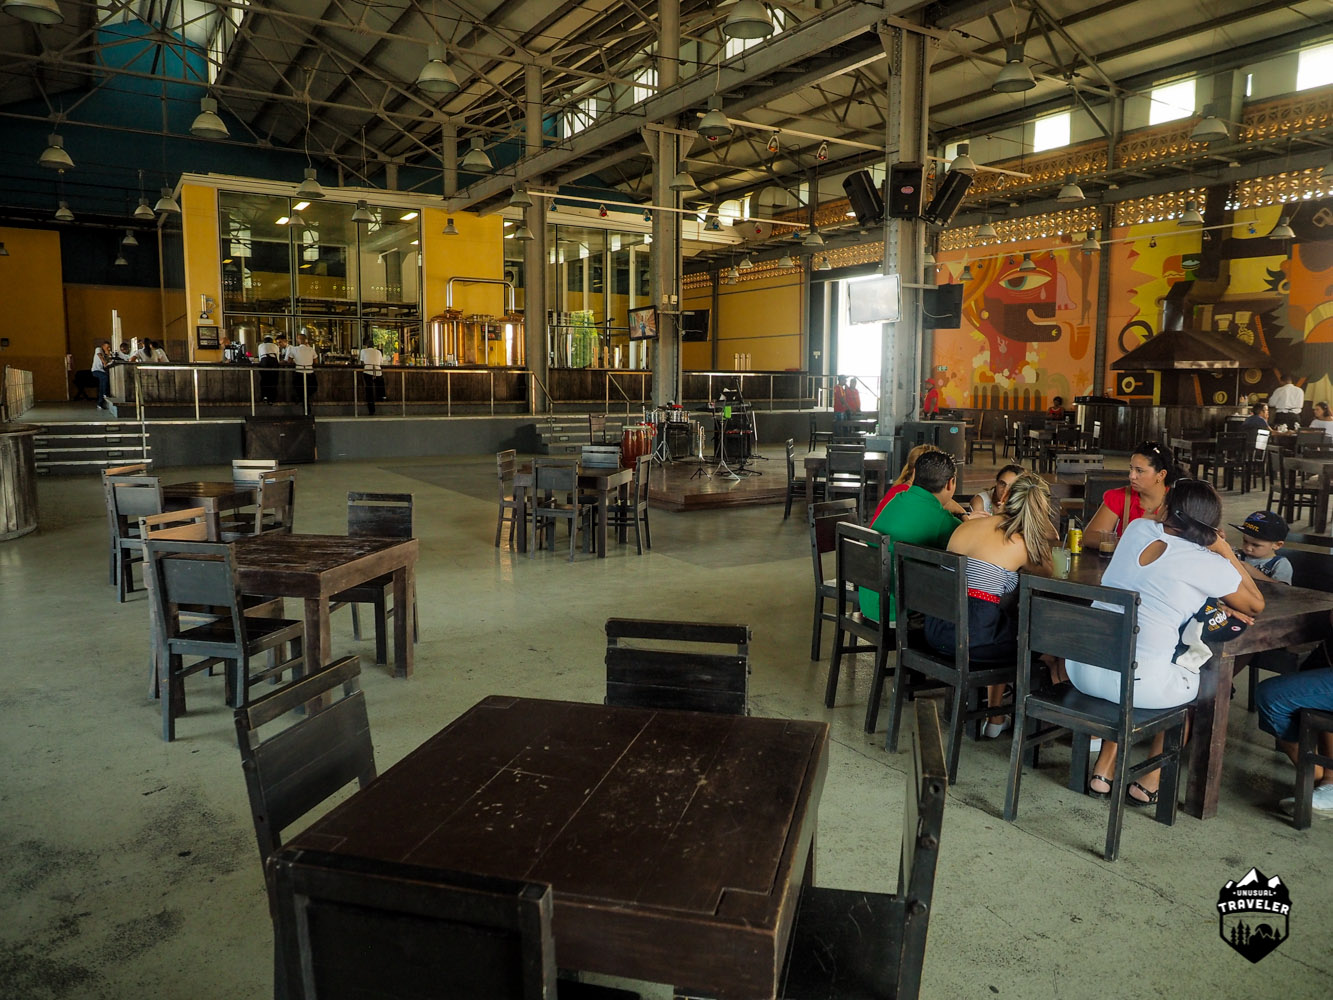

{"left": 1, "top": 451, "right": 1329, "bottom": 1000}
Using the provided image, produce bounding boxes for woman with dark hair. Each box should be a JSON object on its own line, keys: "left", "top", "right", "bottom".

{"left": 1310, "top": 400, "right": 1333, "bottom": 440}
{"left": 1083, "top": 441, "right": 1181, "bottom": 548}
{"left": 927, "top": 473, "right": 1057, "bottom": 737}
{"left": 1068, "top": 478, "right": 1264, "bottom": 804}
{"left": 972, "top": 463, "right": 1024, "bottom": 516}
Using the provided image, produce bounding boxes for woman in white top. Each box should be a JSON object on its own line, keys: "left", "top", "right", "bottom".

{"left": 1309, "top": 401, "right": 1333, "bottom": 440}
{"left": 1069, "top": 479, "right": 1264, "bottom": 805}
{"left": 150, "top": 340, "right": 169, "bottom": 363}
{"left": 358, "top": 337, "right": 385, "bottom": 415}
{"left": 971, "top": 463, "right": 1024, "bottom": 516}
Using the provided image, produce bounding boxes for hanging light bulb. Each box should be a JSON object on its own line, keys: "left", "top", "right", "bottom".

{"left": 1057, "top": 175, "right": 1086, "bottom": 203}
{"left": 778, "top": 253, "right": 795, "bottom": 268}
{"left": 977, "top": 218, "right": 998, "bottom": 241}
{"left": 154, "top": 187, "right": 180, "bottom": 213}
{"left": 416, "top": 42, "right": 460, "bottom": 95}
{"left": 669, "top": 163, "right": 696, "bottom": 192}
{"left": 960, "top": 264, "right": 974, "bottom": 281}
{"left": 443, "top": 218, "right": 460, "bottom": 236}
{"left": 802, "top": 228, "right": 825, "bottom": 247}
{"left": 1190, "top": 106, "right": 1229, "bottom": 143}
{"left": 1081, "top": 232, "right": 1099, "bottom": 254}
{"left": 121, "top": 229, "right": 138, "bottom": 248}
{"left": 643, "top": 208, "right": 652, "bottom": 222}
{"left": 817, "top": 140, "right": 829, "bottom": 161}
{"left": 351, "top": 200, "right": 374, "bottom": 224}
{"left": 739, "top": 255, "right": 754, "bottom": 269}
{"left": 514, "top": 223, "right": 534, "bottom": 241}
{"left": 698, "top": 106, "right": 733, "bottom": 141}
{"left": 190, "top": 97, "right": 229, "bottom": 140}
{"left": 949, "top": 143, "right": 977, "bottom": 175}
{"left": 295, "top": 167, "right": 325, "bottom": 199}
{"left": 1178, "top": 200, "right": 1204, "bottom": 225}
{"left": 39, "top": 133, "right": 73, "bottom": 170}
{"left": 766, "top": 133, "right": 780, "bottom": 153}
{"left": 460, "top": 137, "right": 492, "bottom": 171}
{"left": 1149, "top": 235, "right": 1158, "bottom": 248}
{"left": 2, "top": 0, "right": 65, "bottom": 25}
{"left": 508, "top": 188, "right": 533, "bottom": 209}
{"left": 993, "top": 42, "right": 1036, "bottom": 93}
{"left": 818, "top": 255, "right": 832, "bottom": 271}
{"left": 286, "top": 211, "right": 306, "bottom": 229}
{"left": 1019, "top": 253, "right": 1036, "bottom": 272}
{"left": 706, "top": 216, "right": 722, "bottom": 231}
{"left": 723, "top": 0, "right": 774, "bottom": 40}
{"left": 53, "top": 199, "right": 74, "bottom": 222}
{"left": 727, "top": 265, "right": 741, "bottom": 280}
{"left": 1270, "top": 216, "right": 1296, "bottom": 239}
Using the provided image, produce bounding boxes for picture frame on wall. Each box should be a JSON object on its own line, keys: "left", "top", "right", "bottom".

{"left": 196, "top": 325, "right": 221, "bottom": 348}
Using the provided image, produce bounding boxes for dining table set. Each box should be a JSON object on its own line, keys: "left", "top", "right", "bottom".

{"left": 512, "top": 460, "right": 635, "bottom": 557}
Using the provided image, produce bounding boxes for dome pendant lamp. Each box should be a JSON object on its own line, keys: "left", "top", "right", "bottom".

{"left": 723, "top": 0, "right": 774, "bottom": 41}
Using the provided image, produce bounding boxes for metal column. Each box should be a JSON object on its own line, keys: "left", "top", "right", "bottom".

{"left": 523, "top": 63, "right": 549, "bottom": 411}
{"left": 651, "top": 0, "right": 681, "bottom": 407}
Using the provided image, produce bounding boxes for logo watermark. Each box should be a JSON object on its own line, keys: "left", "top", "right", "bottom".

{"left": 1217, "top": 867, "right": 1290, "bottom": 963}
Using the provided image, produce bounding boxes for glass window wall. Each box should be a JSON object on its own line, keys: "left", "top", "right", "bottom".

{"left": 546, "top": 222, "right": 651, "bottom": 369}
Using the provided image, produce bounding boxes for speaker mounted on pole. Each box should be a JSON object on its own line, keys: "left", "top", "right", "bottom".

{"left": 841, "top": 169, "right": 884, "bottom": 226}
{"left": 922, "top": 170, "right": 973, "bottom": 227}
{"left": 886, "top": 162, "right": 925, "bottom": 219}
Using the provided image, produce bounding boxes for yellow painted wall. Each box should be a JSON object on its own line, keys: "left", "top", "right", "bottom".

{"left": 65, "top": 286, "right": 167, "bottom": 370}
{"left": 716, "top": 271, "right": 804, "bottom": 370}
{"left": 421, "top": 208, "right": 505, "bottom": 318}
{"left": 181, "top": 184, "right": 222, "bottom": 361}
{"left": 0, "top": 227, "right": 68, "bottom": 400}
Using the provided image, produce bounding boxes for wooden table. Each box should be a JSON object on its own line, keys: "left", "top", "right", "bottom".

{"left": 803, "top": 450, "right": 890, "bottom": 507}
{"left": 280, "top": 695, "right": 829, "bottom": 998}
{"left": 232, "top": 533, "right": 418, "bottom": 677}
{"left": 161, "top": 480, "right": 255, "bottom": 540}
{"left": 1282, "top": 456, "right": 1333, "bottom": 532}
{"left": 514, "top": 463, "right": 634, "bottom": 557}
{"left": 1066, "top": 551, "right": 1333, "bottom": 819}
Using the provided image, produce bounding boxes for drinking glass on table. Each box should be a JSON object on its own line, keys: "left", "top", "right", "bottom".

{"left": 1052, "top": 546, "right": 1071, "bottom": 579}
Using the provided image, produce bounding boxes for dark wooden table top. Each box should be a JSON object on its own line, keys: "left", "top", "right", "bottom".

{"left": 162, "top": 480, "right": 253, "bottom": 502}
{"left": 284, "top": 695, "right": 829, "bottom": 997}
{"left": 231, "top": 533, "right": 418, "bottom": 598}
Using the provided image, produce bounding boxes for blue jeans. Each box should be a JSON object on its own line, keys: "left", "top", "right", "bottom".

{"left": 93, "top": 369, "right": 109, "bottom": 405}
{"left": 1255, "top": 668, "right": 1333, "bottom": 742}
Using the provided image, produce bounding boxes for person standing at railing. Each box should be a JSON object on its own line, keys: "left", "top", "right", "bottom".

{"left": 288, "top": 333, "right": 318, "bottom": 416}
{"left": 846, "top": 377, "right": 862, "bottom": 417}
{"left": 150, "top": 340, "right": 169, "bottom": 363}
{"left": 359, "top": 337, "right": 385, "bottom": 416}
{"left": 832, "top": 375, "right": 849, "bottom": 422}
{"left": 256, "top": 335, "right": 280, "bottom": 404}
{"left": 91, "top": 340, "right": 112, "bottom": 410}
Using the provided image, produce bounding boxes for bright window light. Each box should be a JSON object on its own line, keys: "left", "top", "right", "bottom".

{"left": 1297, "top": 42, "right": 1333, "bottom": 91}
{"left": 561, "top": 96, "right": 601, "bottom": 138}
{"left": 1032, "top": 112, "right": 1070, "bottom": 152}
{"left": 631, "top": 67, "right": 656, "bottom": 105}
{"left": 1149, "top": 79, "right": 1195, "bottom": 125}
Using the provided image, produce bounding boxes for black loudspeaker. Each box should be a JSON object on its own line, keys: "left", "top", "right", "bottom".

{"left": 922, "top": 283, "right": 964, "bottom": 330}
{"left": 922, "top": 170, "right": 973, "bottom": 226}
{"left": 841, "top": 169, "right": 884, "bottom": 226}
{"left": 887, "top": 162, "right": 925, "bottom": 218}
{"left": 245, "top": 416, "right": 316, "bottom": 463}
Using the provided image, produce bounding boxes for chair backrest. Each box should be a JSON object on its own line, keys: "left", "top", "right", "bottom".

{"left": 588, "top": 412, "right": 607, "bottom": 443}
{"left": 234, "top": 655, "right": 376, "bottom": 865}
{"left": 269, "top": 847, "right": 555, "bottom": 1000}
{"left": 1249, "top": 427, "right": 1271, "bottom": 455}
{"left": 533, "top": 460, "right": 577, "bottom": 495}
{"left": 1284, "top": 549, "right": 1333, "bottom": 592}
{"left": 1082, "top": 471, "right": 1125, "bottom": 522}
{"left": 103, "top": 464, "right": 152, "bottom": 547}
{"left": 893, "top": 543, "right": 967, "bottom": 668}
{"left": 143, "top": 538, "right": 245, "bottom": 646}
{"left": 810, "top": 499, "right": 859, "bottom": 576}
{"left": 605, "top": 617, "right": 750, "bottom": 714}
{"left": 257, "top": 469, "right": 297, "bottom": 532}
{"left": 631, "top": 453, "right": 651, "bottom": 505}
{"left": 347, "top": 491, "right": 413, "bottom": 539}
{"left": 1016, "top": 575, "right": 1140, "bottom": 715}
{"left": 835, "top": 521, "right": 892, "bottom": 607}
{"left": 233, "top": 458, "right": 278, "bottom": 490}
{"left": 1267, "top": 446, "right": 1285, "bottom": 483}
{"left": 1216, "top": 430, "right": 1248, "bottom": 459}
{"left": 110, "top": 476, "right": 164, "bottom": 541}
{"left": 1296, "top": 429, "right": 1325, "bottom": 455}
{"left": 827, "top": 444, "right": 867, "bottom": 476}
{"left": 140, "top": 507, "right": 209, "bottom": 542}
{"left": 785, "top": 438, "right": 797, "bottom": 480}
{"left": 497, "top": 449, "right": 517, "bottom": 487}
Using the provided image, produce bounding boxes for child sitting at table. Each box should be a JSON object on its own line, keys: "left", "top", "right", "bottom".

{"left": 1230, "top": 510, "right": 1293, "bottom": 585}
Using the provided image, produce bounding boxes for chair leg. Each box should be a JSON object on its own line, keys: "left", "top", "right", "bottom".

{"left": 1155, "top": 726, "right": 1182, "bottom": 828}
{"left": 373, "top": 592, "right": 388, "bottom": 665}
{"left": 351, "top": 603, "right": 363, "bottom": 641}
{"left": 1069, "top": 732, "right": 1091, "bottom": 793}
{"left": 810, "top": 597, "right": 824, "bottom": 661}
{"left": 884, "top": 658, "right": 910, "bottom": 754}
{"left": 824, "top": 626, "right": 846, "bottom": 709}
{"left": 494, "top": 506, "right": 503, "bottom": 547}
{"left": 1003, "top": 705, "right": 1030, "bottom": 821}
{"left": 944, "top": 684, "right": 968, "bottom": 784}
{"left": 1294, "top": 715, "right": 1318, "bottom": 830}
{"left": 642, "top": 508, "right": 651, "bottom": 551}
{"left": 863, "top": 637, "right": 893, "bottom": 734}
{"left": 1103, "top": 740, "right": 1132, "bottom": 862}
{"left": 162, "top": 653, "right": 182, "bottom": 742}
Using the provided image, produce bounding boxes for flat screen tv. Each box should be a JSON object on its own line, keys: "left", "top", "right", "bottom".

{"left": 681, "top": 308, "right": 710, "bottom": 342}
{"left": 847, "top": 274, "right": 901, "bottom": 325}
{"left": 628, "top": 305, "right": 658, "bottom": 340}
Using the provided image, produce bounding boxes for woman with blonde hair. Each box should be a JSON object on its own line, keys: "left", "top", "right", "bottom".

{"left": 925, "top": 473, "right": 1058, "bottom": 737}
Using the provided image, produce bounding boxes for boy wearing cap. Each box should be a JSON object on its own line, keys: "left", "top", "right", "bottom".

{"left": 1231, "top": 510, "right": 1293, "bottom": 584}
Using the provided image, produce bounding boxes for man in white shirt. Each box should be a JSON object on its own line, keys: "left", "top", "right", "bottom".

{"left": 1269, "top": 376, "right": 1304, "bottom": 427}
{"left": 287, "top": 333, "right": 318, "bottom": 415}
{"left": 256, "top": 336, "right": 280, "bottom": 403}
{"left": 358, "top": 337, "right": 385, "bottom": 415}
{"left": 91, "top": 340, "right": 112, "bottom": 409}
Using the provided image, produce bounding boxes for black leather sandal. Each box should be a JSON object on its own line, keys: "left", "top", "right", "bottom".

{"left": 1126, "top": 781, "right": 1159, "bottom": 807}
{"left": 1087, "top": 773, "right": 1113, "bottom": 799}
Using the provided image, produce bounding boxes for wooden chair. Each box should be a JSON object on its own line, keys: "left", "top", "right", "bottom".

{"left": 232, "top": 458, "right": 278, "bottom": 490}
{"left": 966, "top": 411, "right": 997, "bottom": 464}
{"left": 886, "top": 543, "right": 1018, "bottom": 782}
{"left": 604, "top": 617, "right": 749, "bottom": 715}
{"left": 331, "top": 492, "right": 418, "bottom": 666}
{"left": 827, "top": 522, "right": 896, "bottom": 734}
{"left": 1081, "top": 470, "right": 1125, "bottom": 524}
{"left": 784, "top": 437, "right": 820, "bottom": 519}
{"left": 145, "top": 537, "right": 305, "bottom": 741}
{"left": 1243, "top": 549, "right": 1333, "bottom": 712}
{"left": 222, "top": 468, "right": 297, "bottom": 539}
{"left": 529, "top": 460, "right": 591, "bottom": 561}
{"left": 808, "top": 498, "right": 859, "bottom": 661}
{"left": 102, "top": 462, "right": 150, "bottom": 584}
{"left": 1004, "top": 576, "right": 1186, "bottom": 862}
{"left": 1295, "top": 428, "right": 1326, "bottom": 455}
{"left": 496, "top": 449, "right": 525, "bottom": 548}
{"left": 108, "top": 474, "right": 163, "bottom": 602}
{"left": 825, "top": 443, "right": 868, "bottom": 521}
{"left": 1202, "top": 431, "right": 1250, "bottom": 492}
{"left": 605, "top": 453, "right": 652, "bottom": 555}
{"left": 1246, "top": 427, "right": 1272, "bottom": 492}
{"left": 269, "top": 847, "right": 637, "bottom": 1000}
{"left": 809, "top": 413, "right": 833, "bottom": 452}
{"left": 1265, "top": 448, "right": 1318, "bottom": 524}
{"left": 778, "top": 700, "right": 948, "bottom": 1000}
{"left": 588, "top": 412, "right": 609, "bottom": 444}
{"left": 1294, "top": 708, "right": 1333, "bottom": 830}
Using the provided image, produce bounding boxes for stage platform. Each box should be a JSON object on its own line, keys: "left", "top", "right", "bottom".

{"left": 648, "top": 450, "right": 786, "bottom": 512}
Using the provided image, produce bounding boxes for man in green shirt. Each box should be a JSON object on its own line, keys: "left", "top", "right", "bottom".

{"left": 861, "top": 450, "right": 961, "bottom": 622}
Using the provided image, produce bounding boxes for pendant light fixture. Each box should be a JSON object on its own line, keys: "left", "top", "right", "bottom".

{"left": 698, "top": 106, "right": 733, "bottom": 141}
{"left": 1270, "top": 216, "right": 1295, "bottom": 240}
{"left": 977, "top": 218, "right": 998, "bottom": 241}
{"left": 351, "top": 200, "right": 374, "bottom": 224}
{"left": 802, "top": 228, "right": 825, "bottom": 248}
{"left": 121, "top": 229, "right": 138, "bottom": 248}
{"left": 460, "top": 137, "right": 492, "bottom": 172}
{"left": 1057, "top": 175, "right": 1086, "bottom": 203}
{"left": 190, "top": 97, "right": 229, "bottom": 140}
{"left": 39, "top": 133, "right": 73, "bottom": 170}
{"left": 514, "top": 223, "right": 534, "bottom": 241}
{"left": 113, "top": 252, "right": 129, "bottom": 267}
{"left": 1178, "top": 200, "right": 1204, "bottom": 226}
{"left": 1081, "top": 232, "right": 1099, "bottom": 254}
{"left": 738, "top": 254, "right": 754, "bottom": 269}
{"left": 1190, "top": 105, "right": 1229, "bottom": 143}
{"left": 417, "top": 42, "right": 461, "bottom": 95}
{"left": 54, "top": 200, "right": 74, "bottom": 222}
{"left": 726, "top": 265, "right": 741, "bottom": 281}
{"left": 443, "top": 218, "right": 460, "bottom": 236}
{"left": 818, "top": 255, "right": 832, "bottom": 271}
{"left": 960, "top": 264, "right": 974, "bottom": 281}
{"left": 778, "top": 253, "right": 795, "bottom": 268}
{"left": 295, "top": 167, "right": 325, "bottom": 199}
{"left": 723, "top": 0, "right": 774, "bottom": 40}
{"left": 993, "top": 43, "right": 1036, "bottom": 93}
{"left": 949, "top": 143, "right": 977, "bottom": 175}
{"left": 923, "top": 250, "right": 936, "bottom": 267}
{"left": 132, "top": 169, "right": 155, "bottom": 220}
{"left": 154, "top": 186, "right": 181, "bottom": 213}
{"left": 508, "top": 188, "right": 532, "bottom": 209}
{"left": 2, "top": 0, "right": 64, "bottom": 25}
{"left": 1018, "top": 252, "right": 1036, "bottom": 272}
{"left": 669, "top": 163, "right": 696, "bottom": 192}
